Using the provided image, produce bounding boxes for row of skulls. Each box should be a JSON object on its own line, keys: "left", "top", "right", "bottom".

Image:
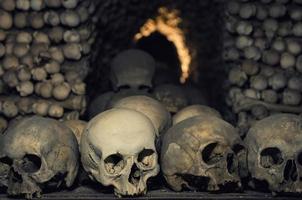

{"left": 0, "top": 49, "right": 302, "bottom": 198}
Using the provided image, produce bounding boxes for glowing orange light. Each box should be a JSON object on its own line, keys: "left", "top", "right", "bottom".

{"left": 134, "top": 7, "right": 191, "bottom": 83}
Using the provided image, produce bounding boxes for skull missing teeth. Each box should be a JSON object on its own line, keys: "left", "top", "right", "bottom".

{"left": 80, "top": 108, "right": 159, "bottom": 197}
{"left": 0, "top": 116, "right": 79, "bottom": 199}
{"left": 245, "top": 114, "right": 302, "bottom": 194}
{"left": 161, "top": 115, "right": 246, "bottom": 192}
{"left": 110, "top": 49, "right": 155, "bottom": 91}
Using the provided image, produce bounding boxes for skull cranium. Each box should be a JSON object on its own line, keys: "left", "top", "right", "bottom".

{"left": 110, "top": 49, "right": 155, "bottom": 91}
{"left": 0, "top": 116, "right": 79, "bottom": 199}
{"left": 245, "top": 114, "right": 302, "bottom": 193}
{"left": 161, "top": 115, "right": 245, "bottom": 192}
{"left": 80, "top": 108, "right": 159, "bottom": 197}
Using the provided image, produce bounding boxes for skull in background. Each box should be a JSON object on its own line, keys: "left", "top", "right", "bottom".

{"left": 88, "top": 90, "right": 154, "bottom": 119}
{"left": 80, "top": 108, "right": 159, "bottom": 197}
{"left": 0, "top": 116, "right": 79, "bottom": 199}
{"left": 245, "top": 114, "right": 302, "bottom": 193}
{"left": 173, "top": 105, "right": 222, "bottom": 125}
{"left": 161, "top": 115, "right": 246, "bottom": 192}
{"left": 110, "top": 49, "right": 156, "bottom": 91}
{"left": 112, "top": 95, "right": 171, "bottom": 136}
{"left": 153, "top": 84, "right": 188, "bottom": 114}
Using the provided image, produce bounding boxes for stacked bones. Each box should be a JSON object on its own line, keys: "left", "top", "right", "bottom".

{"left": 224, "top": 0, "right": 302, "bottom": 137}
{"left": 2, "top": 48, "right": 302, "bottom": 197}
{"left": 0, "top": 48, "right": 247, "bottom": 198}
{"left": 0, "top": 0, "right": 99, "bottom": 131}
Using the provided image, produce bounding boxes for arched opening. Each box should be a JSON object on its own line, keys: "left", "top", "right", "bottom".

{"left": 133, "top": 7, "right": 192, "bottom": 84}
{"left": 135, "top": 32, "right": 181, "bottom": 86}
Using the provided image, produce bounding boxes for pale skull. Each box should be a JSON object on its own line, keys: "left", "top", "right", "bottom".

{"left": 112, "top": 95, "right": 171, "bottom": 136}
{"left": 161, "top": 115, "right": 246, "bottom": 192}
{"left": 153, "top": 84, "right": 188, "bottom": 114}
{"left": 245, "top": 114, "right": 302, "bottom": 193}
{"left": 110, "top": 49, "right": 156, "bottom": 91}
{"left": 80, "top": 108, "right": 159, "bottom": 197}
{"left": 173, "top": 105, "right": 222, "bottom": 125}
{"left": 0, "top": 116, "right": 79, "bottom": 199}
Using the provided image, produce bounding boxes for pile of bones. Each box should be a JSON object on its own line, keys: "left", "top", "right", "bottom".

{"left": 225, "top": 0, "right": 302, "bottom": 137}
{"left": 0, "top": 48, "right": 302, "bottom": 198}
{"left": 0, "top": 0, "right": 302, "bottom": 199}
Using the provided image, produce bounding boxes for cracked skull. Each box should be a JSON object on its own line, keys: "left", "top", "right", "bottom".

{"left": 110, "top": 49, "right": 156, "bottom": 91}
{"left": 245, "top": 114, "right": 302, "bottom": 193}
{"left": 80, "top": 108, "right": 159, "bottom": 197}
{"left": 161, "top": 115, "right": 246, "bottom": 192}
{"left": 0, "top": 116, "right": 79, "bottom": 199}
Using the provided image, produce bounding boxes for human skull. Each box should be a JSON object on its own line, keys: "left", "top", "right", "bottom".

{"left": 112, "top": 95, "right": 171, "bottom": 136}
{"left": 173, "top": 105, "right": 222, "bottom": 125}
{"left": 80, "top": 108, "right": 159, "bottom": 197}
{"left": 110, "top": 49, "right": 156, "bottom": 91}
{"left": 245, "top": 114, "right": 302, "bottom": 193}
{"left": 161, "top": 115, "right": 246, "bottom": 192}
{"left": 153, "top": 84, "right": 188, "bottom": 114}
{"left": 0, "top": 116, "right": 79, "bottom": 199}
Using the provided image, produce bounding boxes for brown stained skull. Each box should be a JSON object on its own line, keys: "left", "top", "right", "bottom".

{"left": 245, "top": 114, "right": 302, "bottom": 193}
{"left": 161, "top": 115, "right": 246, "bottom": 192}
{"left": 110, "top": 49, "right": 155, "bottom": 92}
{"left": 0, "top": 116, "right": 79, "bottom": 199}
{"left": 80, "top": 108, "right": 159, "bottom": 197}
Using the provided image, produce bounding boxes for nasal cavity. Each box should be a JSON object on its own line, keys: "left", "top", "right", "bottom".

{"left": 128, "top": 164, "right": 140, "bottom": 186}
{"left": 283, "top": 160, "right": 298, "bottom": 182}
{"left": 227, "top": 153, "right": 236, "bottom": 174}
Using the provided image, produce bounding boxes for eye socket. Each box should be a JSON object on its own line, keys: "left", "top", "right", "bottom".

{"left": 297, "top": 152, "right": 302, "bottom": 166}
{"left": 21, "top": 154, "right": 41, "bottom": 173}
{"left": 0, "top": 156, "right": 13, "bottom": 166}
{"left": 117, "top": 85, "right": 131, "bottom": 91}
{"left": 138, "top": 85, "right": 151, "bottom": 91}
{"left": 137, "top": 149, "right": 156, "bottom": 169}
{"left": 104, "top": 153, "right": 125, "bottom": 175}
{"left": 260, "top": 147, "right": 284, "bottom": 168}
{"left": 202, "top": 142, "right": 224, "bottom": 165}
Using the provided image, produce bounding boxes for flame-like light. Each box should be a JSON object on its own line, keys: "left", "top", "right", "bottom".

{"left": 134, "top": 7, "right": 191, "bottom": 83}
